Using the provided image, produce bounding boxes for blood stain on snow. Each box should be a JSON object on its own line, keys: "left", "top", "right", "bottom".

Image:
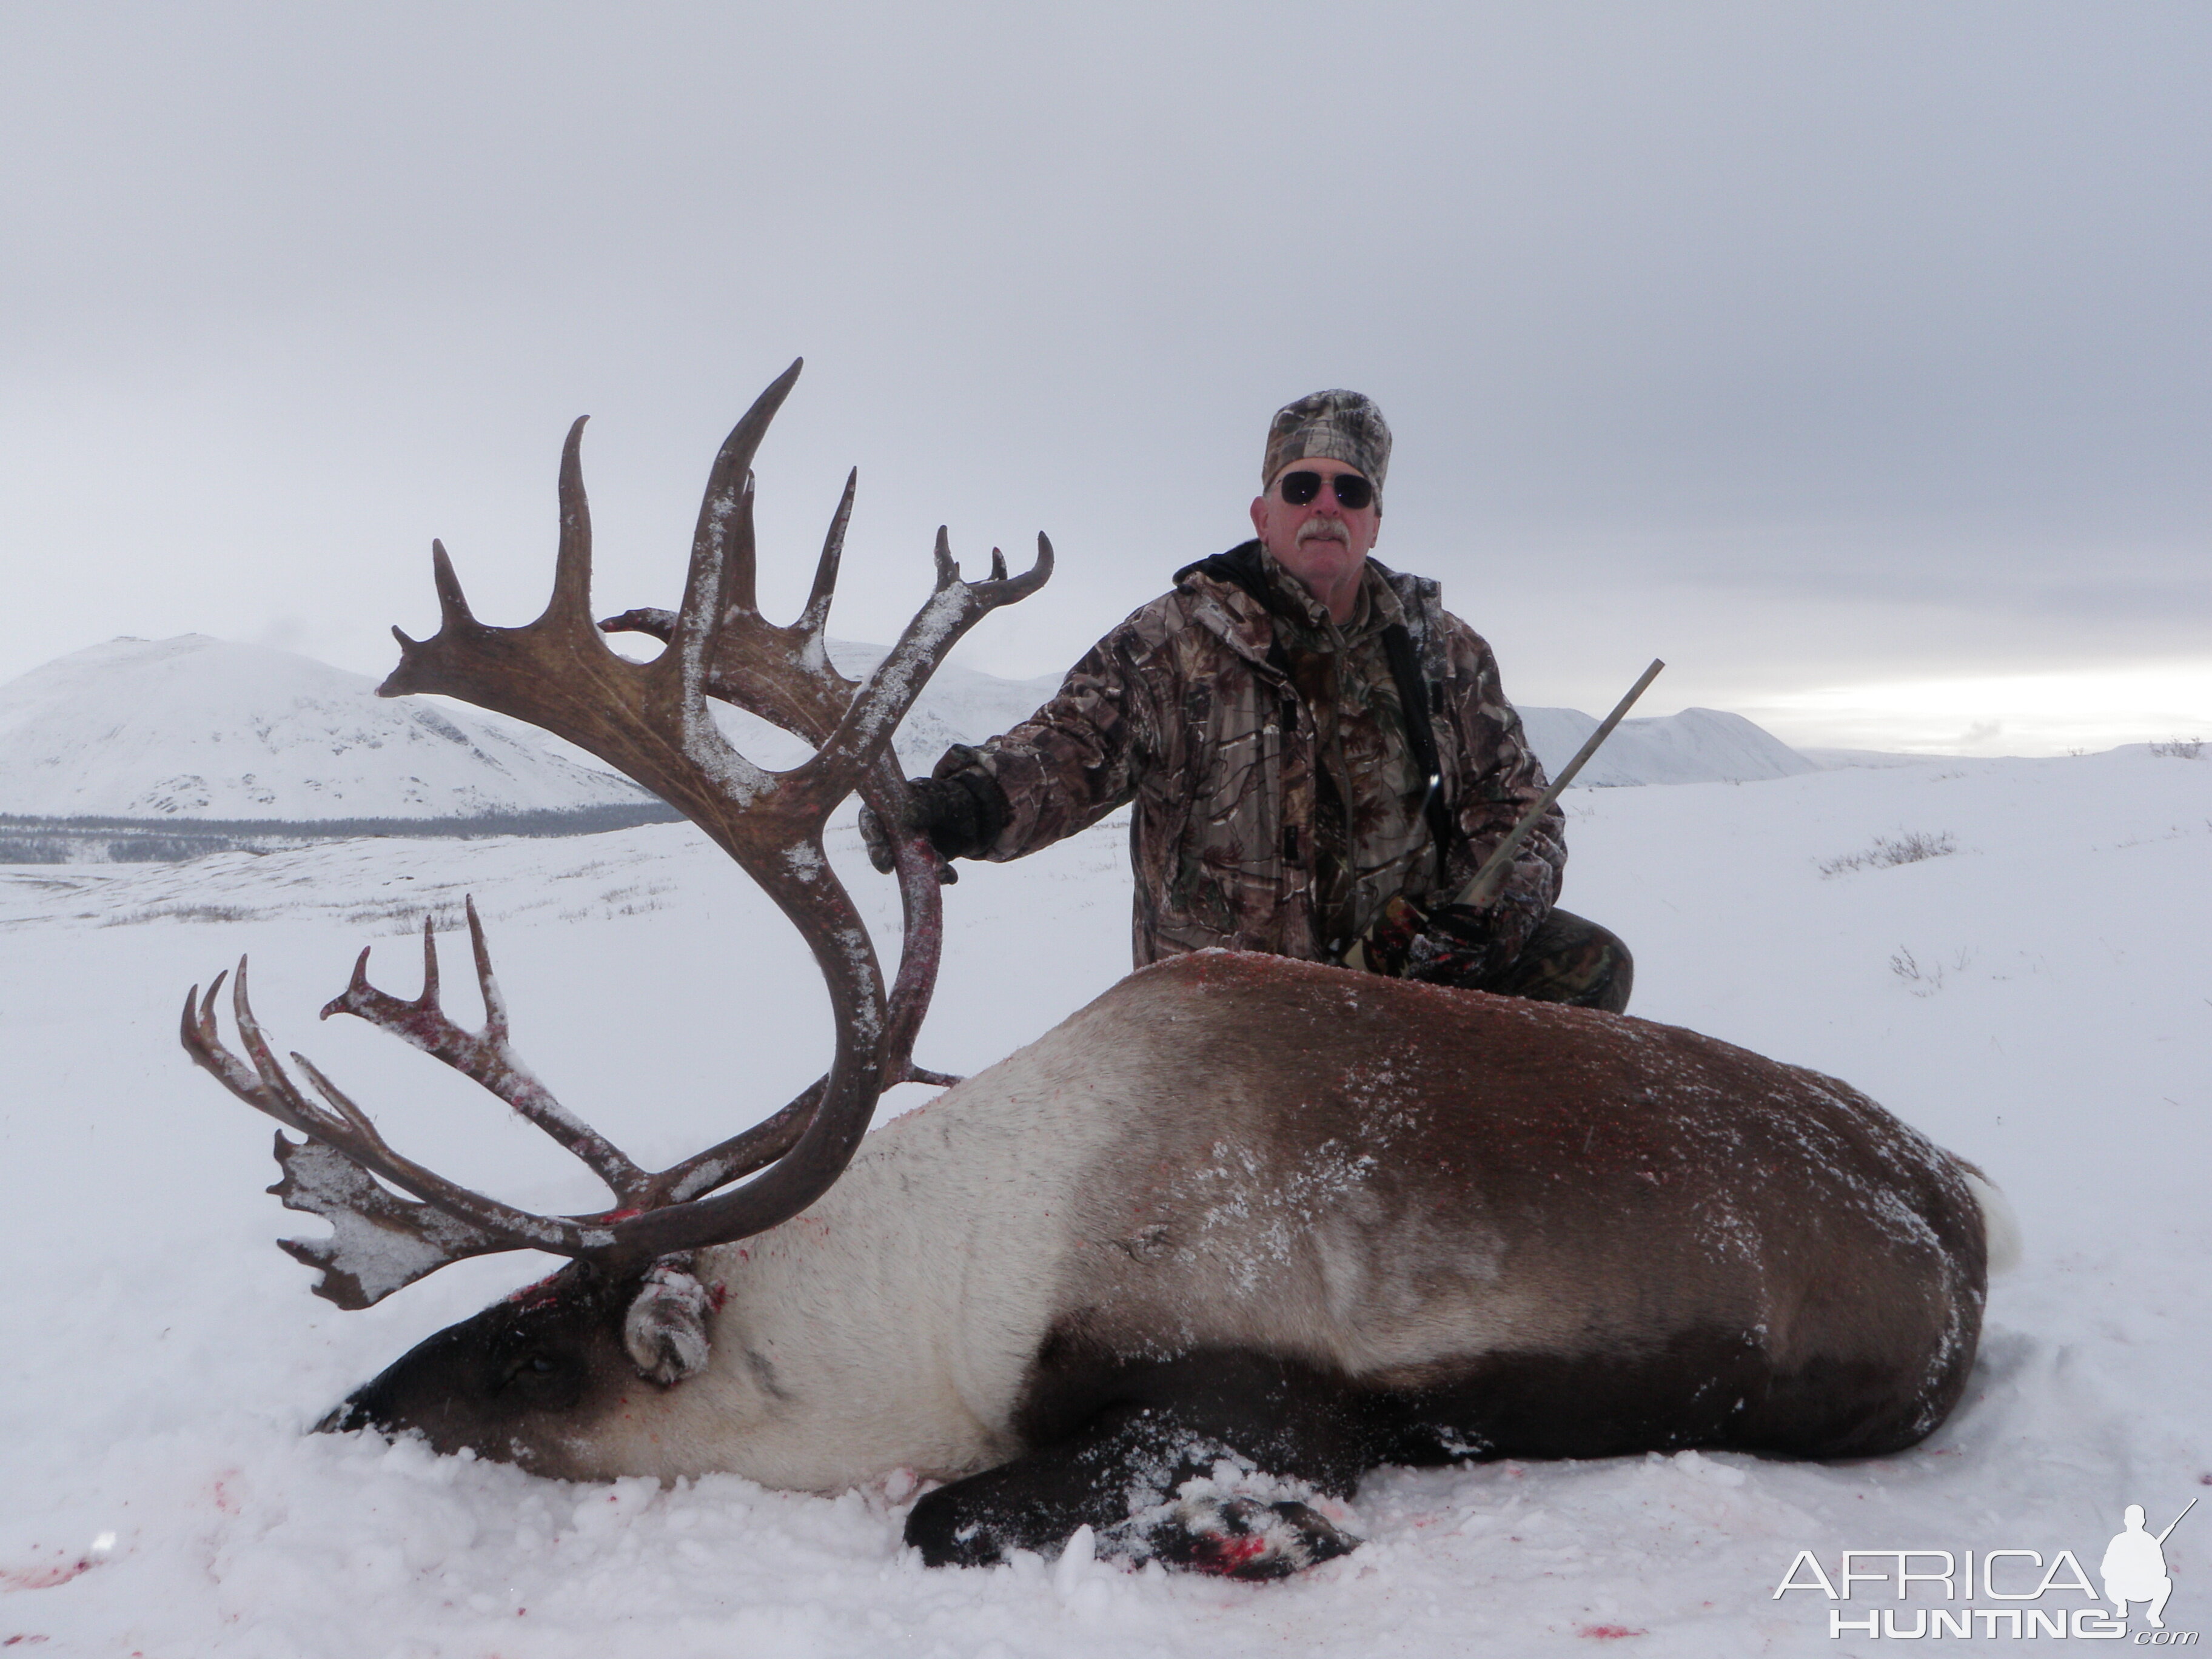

{"left": 1577, "top": 1626, "right": 1647, "bottom": 1640}
{"left": 0, "top": 1558, "right": 93, "bottom": 1592}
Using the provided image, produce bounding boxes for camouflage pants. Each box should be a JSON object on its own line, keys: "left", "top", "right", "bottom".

{"left": 1464, "top": 908, "right": 1634, "bottom": 1014}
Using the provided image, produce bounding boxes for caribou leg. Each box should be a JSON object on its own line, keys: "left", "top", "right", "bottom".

{"left": 903, "top": 1347, "right": 1366, "bottom": 1577}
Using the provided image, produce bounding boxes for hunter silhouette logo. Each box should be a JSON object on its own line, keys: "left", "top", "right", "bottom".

{"left": 2104, "top": 1501, "right": 2195, "bottom": 1631}
{"left": 1774, "top": 1497, "right": 2198, "bottom": 1641}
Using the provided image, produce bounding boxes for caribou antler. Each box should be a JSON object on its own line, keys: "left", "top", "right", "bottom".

{"left": 320, "top": 899, "right": 651, "bottom": 1202}
{"left": 182, "top": 361, "right": 1050, "bottom": 1306}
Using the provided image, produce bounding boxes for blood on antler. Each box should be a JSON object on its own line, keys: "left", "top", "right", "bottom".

{"left": 181, "top": 360, "right": 1050, "bottom": 1307}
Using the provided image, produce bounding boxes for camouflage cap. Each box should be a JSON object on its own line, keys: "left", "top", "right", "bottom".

{"left": 1262, "top": 389, "right": 1392, "bottom": 504}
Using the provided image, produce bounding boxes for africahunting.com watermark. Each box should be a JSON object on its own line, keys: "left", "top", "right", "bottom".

{"left": 1775, "top": 1500, "right": 2197, "bottom": 1641}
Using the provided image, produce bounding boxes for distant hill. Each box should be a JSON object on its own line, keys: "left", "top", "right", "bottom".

{"left": 0, "top": 635, "right": 671, "bottom": 859}
{"left": 1518, "top": 705, "right": 1818, "bottom": 787}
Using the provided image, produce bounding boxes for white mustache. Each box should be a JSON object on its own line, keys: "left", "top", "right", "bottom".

{"left": 1295, "top": 517, "right": 1350, "bottom": 545}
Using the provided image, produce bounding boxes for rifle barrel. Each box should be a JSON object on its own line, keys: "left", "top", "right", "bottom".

{"left": 1452, "top": 657, "right": 1666, "bottom": 910}
{"left": 2156, "top": 1496, "right": 2198, "bottom": 1544}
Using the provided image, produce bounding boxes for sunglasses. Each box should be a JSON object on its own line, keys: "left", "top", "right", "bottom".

{"left": 1276, "top": 470, "right": 1375, "bottom": 511}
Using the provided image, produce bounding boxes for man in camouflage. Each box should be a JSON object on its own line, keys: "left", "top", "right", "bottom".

{"left": 866, "top": 390, "right": 1632, "bottom": 1011}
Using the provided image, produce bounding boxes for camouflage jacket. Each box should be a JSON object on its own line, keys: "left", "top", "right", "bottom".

{"left": 934, "top": 543, "right": 1565, "bottom": 969}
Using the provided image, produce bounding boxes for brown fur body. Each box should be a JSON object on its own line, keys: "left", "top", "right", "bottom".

{"left": 1042, "top": 951, "right": 1983, "bottom": 1459}
{"left": 334, "top": 952, "right": 1989, "bottom": 1569}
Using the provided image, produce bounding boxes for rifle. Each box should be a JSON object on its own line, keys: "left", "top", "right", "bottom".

{"left": 1343, "top": 657, "right": 1664, "bottom": 974}
{"left": 2156, "top": 1498, "right": 2197, "bottom": 1546}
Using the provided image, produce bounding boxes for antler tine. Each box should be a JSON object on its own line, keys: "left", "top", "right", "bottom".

{"left": 793, "top": 529, "right": 1054, "bottom": 814}
{"left": 660, "top": 366, "right": 817, "bottom": 760}
{"left": 722, "top": 472, "right": 760, "bottom": 625}
{"left": 227, "top": 960, "right": 348, "bottom": 1140}
{"left": 596, "top": 606, "right": 676, "bottom": 644}
{"left": 429, "top": 540, "right": 475, "bottom": 631}
{"left": 462, "top": 896, "right": 506, "bottom": 1044}
{"left": 655, "top": 1079, "right": 823, "bottom": 1204}
{"left": 289, "top": 1050, "right": 379, "bottom": 1141}
{"left": 795, "top": 467, "right": 857, "bottom": 642}
{"left": 990, "top": 531, "right": 1056, "bottom": 606}
{"left": 548, "top": 416, "right": 596, "bottom": 628}
{"left": 683, "top": 358, "right": 803, "bottom": 626}
{"left": 182, "top": 968, "right": 313, "bottom": 1138}
{"left": 877, "top": 803, "right": 957, "bottom": 1082}
{"left": 318, "top": 903, "right": 654, "bottom": 1205}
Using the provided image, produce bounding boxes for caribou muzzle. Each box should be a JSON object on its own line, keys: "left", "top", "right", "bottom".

{"left": 315, "top": 1262, "right": 644, "bottom": 1470}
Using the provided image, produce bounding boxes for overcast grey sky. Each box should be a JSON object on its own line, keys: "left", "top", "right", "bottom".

{"left": 3, "top": 2, "right": 2206, "bottom": 752}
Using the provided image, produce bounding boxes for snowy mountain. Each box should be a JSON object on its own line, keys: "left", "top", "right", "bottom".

{"left": 0, "top": 635, "right": 661, "bottom": 824}
{"left": 1518, "top": 705, "right": 1818, "bottom": 786}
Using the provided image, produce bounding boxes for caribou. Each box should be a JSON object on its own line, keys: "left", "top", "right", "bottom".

{"left": 182, "top": 364, "right": 2013, "bottom": 1578}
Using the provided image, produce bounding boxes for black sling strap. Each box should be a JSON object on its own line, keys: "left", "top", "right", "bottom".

{"left": 1378, "top": 619, "right": 1459, "bottom": 883}
{"left": 1175, "top": 541, "right": 1459, "bottom": 881}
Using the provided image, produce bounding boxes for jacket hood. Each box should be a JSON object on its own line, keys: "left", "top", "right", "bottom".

{"left": 1172, "top": 541, "right": 1433, "bottom": 668}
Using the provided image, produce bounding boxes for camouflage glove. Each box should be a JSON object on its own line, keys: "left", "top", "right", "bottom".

{"left": 859, "top": 776, "right": 997, "bottom": 874}
{"left": 1358, "top": 893, "right": 1428, "bottom": 977}
{"left": 1401, "top": 900, "right": 1518, "bottom": 988}
{"left": 1361, "top": 896, "right": 1515, "bottom": 987}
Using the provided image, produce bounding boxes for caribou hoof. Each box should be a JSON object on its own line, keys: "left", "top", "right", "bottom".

{"left": 1130, "top": 1496, "right": 1359, "bottom": 1580}
{"left": 903, "top": 1493, "right": 1013, "bottom": 1569}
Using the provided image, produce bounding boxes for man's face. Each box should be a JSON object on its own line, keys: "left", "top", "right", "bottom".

{"left": 1249, "top": 457, "right": 1379, "bottom": 621}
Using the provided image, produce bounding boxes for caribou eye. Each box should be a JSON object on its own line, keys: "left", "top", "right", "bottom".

{"left": 495, "top": 1350, "right": 581, "bottom": 1402}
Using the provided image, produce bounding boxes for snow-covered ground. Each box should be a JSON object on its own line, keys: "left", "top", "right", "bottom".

{"left": 0, "top": 747, "right": 2205, "bottom": 1655}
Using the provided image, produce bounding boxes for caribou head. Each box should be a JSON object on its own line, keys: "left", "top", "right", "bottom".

{"left": 181, "top": 362, "right": 1048, "bottom": 1472}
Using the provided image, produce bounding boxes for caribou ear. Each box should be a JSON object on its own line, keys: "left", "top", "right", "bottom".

{"left": 623, "top": 1256, "right": 714, "bottom": 1384}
